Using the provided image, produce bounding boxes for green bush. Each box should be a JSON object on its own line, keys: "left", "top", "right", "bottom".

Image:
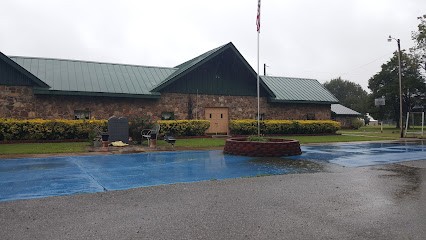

{"left": 128, "top": 115, "right": 154, "bottom": 143}
{"left": 158, "top": 120, "right": 210, "bottom": 136}
{"left": 0, "top": 118, "right": 107, "bottom": 141}
{"left": 351, "top": 118, "right": 364, "bottom": 130}
{"left": 247, "top": 135, "right": 268, "bottom": 142}
{"left": 230, "top": 120, "right": 340, "bottom": 135}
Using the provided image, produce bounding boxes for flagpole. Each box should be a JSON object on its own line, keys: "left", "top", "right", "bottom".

{"left": 257, "top": 31, "right": 260, "bottom": 136}
{"left": 256, "top": 0, "right": 261, "bottom": 137}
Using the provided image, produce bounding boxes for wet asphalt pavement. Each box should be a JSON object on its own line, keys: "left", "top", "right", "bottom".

{"left": 1, "top": 160, "right": 425, "bottom": 240}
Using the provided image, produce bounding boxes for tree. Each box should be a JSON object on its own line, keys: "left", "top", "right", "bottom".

{"left": 410, "top": 14, "right": 426, "bottom": 74}
{"left": 368, "top": 51, "right": 425, "bottom": 128}
{"left": 323, "top": 77, "right": 369, "bottom": 113}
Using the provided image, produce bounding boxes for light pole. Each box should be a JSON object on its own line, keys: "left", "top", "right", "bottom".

{"left": 388, "top": 35, "right": 404, "bottom": 138}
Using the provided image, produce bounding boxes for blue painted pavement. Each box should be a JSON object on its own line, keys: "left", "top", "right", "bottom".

{"left": 290, "top": 141, "right": 426, "bottom": 167}
{"left": 0, "top": 150, "right": 311, "bottom": 202}
{"left": 1, "top": 142, "right": 425, "bottom": 202}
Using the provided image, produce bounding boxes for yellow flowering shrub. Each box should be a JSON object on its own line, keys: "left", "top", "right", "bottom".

{"left": 230, "top": 119, "right": 340, "bottom": 135}
{"left": 158, "top": 120, "right": 210, "bottom": 136}
{"left": 0, "top": 118, "right": 107, "bottom": 141}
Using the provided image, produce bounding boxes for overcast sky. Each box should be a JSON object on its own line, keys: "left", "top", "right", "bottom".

{"left": 1, "top": 0, "right": 425, "bottom": 91}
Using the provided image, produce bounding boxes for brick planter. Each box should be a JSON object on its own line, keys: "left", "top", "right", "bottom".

{"left": 224, "top": 137, "right": 302, "bottom": 157}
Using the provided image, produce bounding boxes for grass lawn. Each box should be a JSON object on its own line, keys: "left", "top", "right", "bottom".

{"left": 0, "top": 142, "right": 90, "bottom": 155}
{"left": 157, "top": 138, "right": 226, "bottom": 148}
{"left": 338, "top": 125, "right": 424, "bottom": 139}
{"left": 0, "top": 125, "right": 415, "bottom": 156}
{"left": 288, "top": 134, "right": 397, "bottom": 144}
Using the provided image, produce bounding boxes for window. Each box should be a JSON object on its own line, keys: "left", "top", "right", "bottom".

{"left": 306, "top": 113, "right": 316, "bottom": 120}
{"left": 161, "top": 112, "right": 175, "bottom": 120}
{"left": 74, "top": 110, "right": 91, "bottom": 120}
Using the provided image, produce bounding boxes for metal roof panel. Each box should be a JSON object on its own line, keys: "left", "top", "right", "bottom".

{"left": 262, "top": 76, "right": 339, "bottom": 103}
{"left": 331, "top": 104, "right": 361, "bottom": 115}
{"left": 9, "top": 56, "right": 177, "bottom": 97}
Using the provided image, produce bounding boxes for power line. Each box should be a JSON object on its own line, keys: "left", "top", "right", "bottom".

{"left": 339, "top": 51, "right": 394, "bottom": 77}
{"left": 266, "top": 51, "right": 395, "bottom": 79}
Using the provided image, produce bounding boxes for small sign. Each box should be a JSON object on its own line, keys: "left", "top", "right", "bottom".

{"left": 375, "top": 98, "right": 385, "bottom": 106}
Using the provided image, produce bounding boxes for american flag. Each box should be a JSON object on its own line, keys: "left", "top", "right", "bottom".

{"left": 256, "top": 0, "right": 261, "bottom": 32}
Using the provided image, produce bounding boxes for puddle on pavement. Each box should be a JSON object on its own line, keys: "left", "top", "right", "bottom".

{"left": 375, "top": 164, "right": 422, "bottom": 199}
{"left": 249, "top": 157, "right": 326, "bottom": 173}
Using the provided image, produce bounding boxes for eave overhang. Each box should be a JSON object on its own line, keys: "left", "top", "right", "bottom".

{"left": 33, "top": 88, "right": 161, "bottom": 99}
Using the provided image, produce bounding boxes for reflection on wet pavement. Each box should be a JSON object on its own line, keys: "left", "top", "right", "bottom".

{"left": 376, "top": 164, "right": 422, "bottom": 199}
{"left": 249, "top": 157, "right": 325, "bottom": 173}
{"left": 288, "top": 141, "right": 425, "bottom": 167}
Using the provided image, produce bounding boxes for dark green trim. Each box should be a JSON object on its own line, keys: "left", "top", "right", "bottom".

{"left": 33, "top": 88, "right": 161, "bottom": 99}
{"left": 0, "top": 52, "right": 50, "bottom": 88}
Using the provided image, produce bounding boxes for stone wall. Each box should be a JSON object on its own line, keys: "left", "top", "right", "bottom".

{"left": 167, "top": 93, "right": 268, "bottom": 120}
{"left": 162, "top": 93, "right": 331, "bottom": 120}
{"left": 224, "top": 138, "right": 302, "bottom": 157}
{"left": 266, "top": 102, "right": 331, "bottom": 120}
{"left": 32, "top": 95, "right": 158, "bottom": 120}
{"left": 0, "top": 86, "right": 331, "bottom": 120}
{"left": 0, "top": 86, "right": 37, "bottom": 118}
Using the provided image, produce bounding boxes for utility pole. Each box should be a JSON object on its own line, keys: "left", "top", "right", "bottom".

{"left": 397, "top": 39, "right": 404, "bottom": 138}
{"left": 388, "top": 35, "right": 404, "bottom": 138}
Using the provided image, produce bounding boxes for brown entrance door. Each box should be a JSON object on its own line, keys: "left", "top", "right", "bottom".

{"left": 205, "top": 108, "right": 229, "bottom": 134}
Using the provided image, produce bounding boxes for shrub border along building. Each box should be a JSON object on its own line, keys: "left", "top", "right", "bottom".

{"left": 0, "top": 118, "right": 107, "bottom": 141}
{"left": 0, "top": 118, "right": 211, "bottom": 142}
{"left": 229, "top": 120, "right": 341, "bottom": 135}
{"left": 0, "top": 118, "right": 339, "bottom": 142}
{"left": 158, "top": 120, "right": 210, "bottom": 136}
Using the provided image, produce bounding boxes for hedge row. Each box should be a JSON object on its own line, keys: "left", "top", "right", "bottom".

{"left": 158, "top": 120, "right": 210, "bottom": 136}
{"left": 0, "top": 118, "right": 210, "bottom": 141}
{"left": 229, "top": 120, "right": 341, "bottom": 135}
{"left": 0, "top": 118, "right": 339, "bottom": 141}
{"left": 0, "top": 118, "right": 107, "bottom": 141}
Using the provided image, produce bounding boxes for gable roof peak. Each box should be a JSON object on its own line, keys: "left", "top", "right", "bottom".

{"left": 0, "top": 51, "right": 50, "bottom": 88}
{"left": 152, "top": 42, "right": 234, "bottom": 92}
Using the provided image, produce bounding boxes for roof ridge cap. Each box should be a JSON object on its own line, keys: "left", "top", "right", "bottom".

{"left": 174, "top": 42, "right": 230, "bottom": 68}
{"left": 262, "top": 75, "right": 318, "bottom": 81}
{"left": 8, "top": 55, "right": 177, "bottom": 70}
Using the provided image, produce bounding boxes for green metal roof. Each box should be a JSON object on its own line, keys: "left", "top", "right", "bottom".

{"left": 331, "top": 104, "right": 361, "bottom": 115}
{"left": 262, "top": 76, "right": 339, "bottom": 104}
{"left": 5, "top": 44, "right": 338, "bottom": 103}
{"left": 9, "top": 56, "right": 176, "bottom": 98}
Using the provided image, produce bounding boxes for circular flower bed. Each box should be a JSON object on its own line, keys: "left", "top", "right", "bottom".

{"left": 224, "top": 137, "right": 302, "bottom": 157}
